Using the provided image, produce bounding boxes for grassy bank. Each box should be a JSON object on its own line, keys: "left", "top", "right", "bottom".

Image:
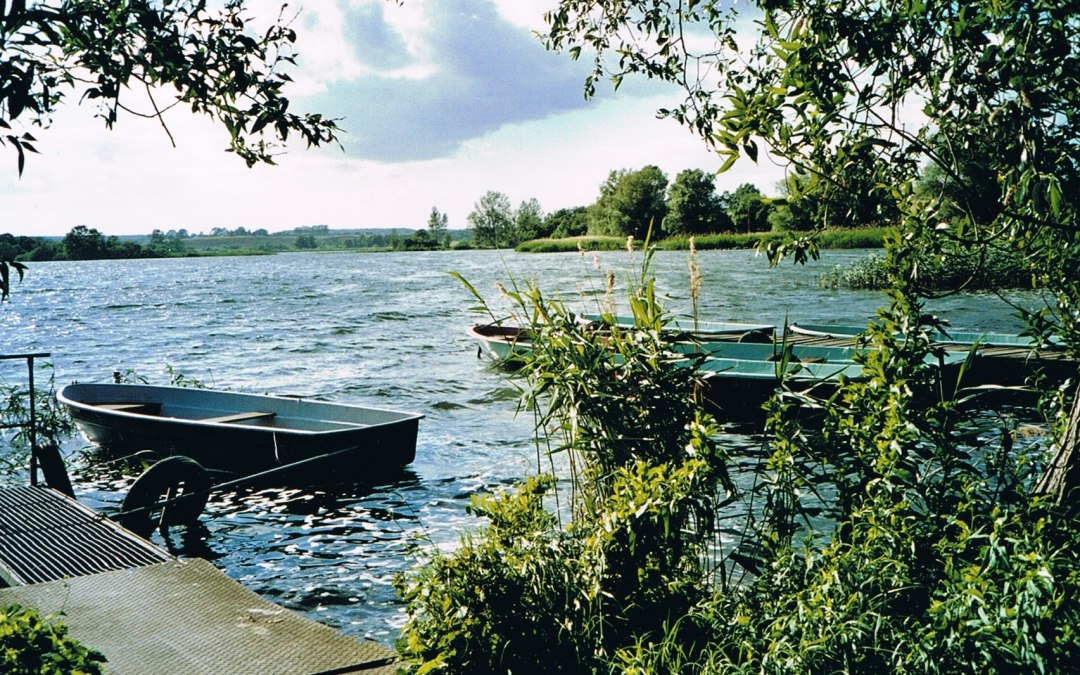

{"left": 516, "top": 228, "right": 888, "bottom": 253}
{"left": 515, "top": 235, "right": 630, "bottom": 252}
{"left": 659, "top": 227, "right": 888, "bottom": 250}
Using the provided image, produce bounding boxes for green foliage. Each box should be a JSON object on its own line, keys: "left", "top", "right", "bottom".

{"left": 400, "top": 246, "right": 731, "bottom": 672}
{"left": 0, "top": 605, "right": 105, "bottom": 674}
{"left": 514, "top": 198, "right": 548, "bottom": 242}
{"left": 402, "top": 0, "right": 1080, "bottom": 667}
{"left": 819, "top": 247, "right": 1036, "bottom": 292}
{"left": 720, "top": 183, "right": 772, "bottom": 233}
{"left": 144, "top": 230, "right": 189, "bottom": 257}
{"left": 816, "top": 253, "right": 893, "bottom": 290}
{"left": 546, "top": 206, "right": 590, "bottom": 238}
{"left": 658, "top": 232, "right": 775, "bottom": 251}
{"left": 776, "top": 140, "right": 901, "bottom": 232}
{"left": 546, "top": 0, "right": 1080, "bottom": 350}
{"left": 467, "top": 191, "right": 515, "bottom": 248}
{"left": 658, "top": 227, "right": 886, "bottom": 252}
{"left": 397, "top": 475, "right": 597, "bottom": 674}
{"left": 588, "top": 165, "right": 669, "bottom": 239}
{"left": 294, "top": 233, "right": 318, "bottom": 250}
{"left": 606, "top": 301, "right": 1080, "bottom": 673}
{"left": 1, "top": 363, "right": 74, "bottom": 478}
{"left": 427, "top": 207, "right": 449, "bottom": 248}
{"left": 1, "top": 0, "right": 339, "bottom": 174}
{"left": 665, "top": 168, "right": 731, "bottom": 235}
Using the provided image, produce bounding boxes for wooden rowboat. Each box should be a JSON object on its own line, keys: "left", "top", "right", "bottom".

{"left": 467, "top": 323, "right": 534, "bottom": 362}
{"left": 57, "top": 383, "right": 423, "bottom": 476}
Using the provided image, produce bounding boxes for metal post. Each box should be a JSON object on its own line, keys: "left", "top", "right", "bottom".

{"left": 27, "top": 355, "right": 37, "bottom": 487}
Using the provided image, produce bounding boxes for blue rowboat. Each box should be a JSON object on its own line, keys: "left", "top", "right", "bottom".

{"left": 789, "top": 322, "right": 1059, "bottom": 349}
{"left": 57, "top": 383, "right": 423, "bottom": 476}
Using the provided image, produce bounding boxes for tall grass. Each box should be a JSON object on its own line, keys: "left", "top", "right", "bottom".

{"left": 515, "top": 235, "right": 629, "bottom": 252}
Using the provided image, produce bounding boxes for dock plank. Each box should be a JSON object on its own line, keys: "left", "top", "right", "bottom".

{"left": 0, "top": 559, "right": 400, "bottom": 674}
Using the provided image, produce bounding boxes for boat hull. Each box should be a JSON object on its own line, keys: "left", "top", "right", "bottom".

{"left": 57, "top": 384, "right": 423, "bottom": 477}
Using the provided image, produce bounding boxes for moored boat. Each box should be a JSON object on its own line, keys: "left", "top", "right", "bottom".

{"left": 580, "top": 313, "right": 775, "bottom": 342}
{"left": 57, "top": 383, "right": 423, "bottom": 476}
{"left": 788, "top": 322, "right": 1060, "bottom": 349}
{"left": 467, "top": 323, "right": 534, "bottom": 362}
{"left": 698, "top": 350, "right": 970, "bottom": 421}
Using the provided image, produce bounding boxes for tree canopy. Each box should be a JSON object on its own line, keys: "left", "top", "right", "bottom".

{"left": 468, "top": 191, "right": 514, "bottom": 248}
{"left": 1, "top": 0, "right": 340, "bottom": 174}
{"left": 589, "top": 165, "right": 668, "bottom": 239}
{"left": 664, "top": 168, "right": 730, "bottom": 235}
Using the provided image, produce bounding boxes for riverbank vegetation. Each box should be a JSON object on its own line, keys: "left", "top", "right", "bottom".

{"left": 0, "top": 606, "right": 104, "bottom": 674}
{"left": 819, "top": 247, "right": 1036, "bottom": 292}
{"left": 398, "top": 0, "right": 1080, "bottom": 672}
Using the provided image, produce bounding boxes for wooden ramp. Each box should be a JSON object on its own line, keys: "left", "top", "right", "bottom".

{"left": 0, "top": 487, "right": 400, "bottom": 674}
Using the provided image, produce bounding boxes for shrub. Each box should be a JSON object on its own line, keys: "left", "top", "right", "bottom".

{"left": 399, "top": 247, "right": 729, "bottom": 672}
{"left": 0, "top": 605, "right": 105, "bottom": 674}
{"left": 820, "top": 246, "right": 1037, "bottom": 291}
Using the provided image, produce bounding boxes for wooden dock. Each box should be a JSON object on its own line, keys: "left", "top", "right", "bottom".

{"left": 0, "top": 486, "right": 400, "bottom": 674}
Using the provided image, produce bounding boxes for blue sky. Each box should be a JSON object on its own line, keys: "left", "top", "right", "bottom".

{"left": 1, "top": 0, "right": 785, "bottom": 237}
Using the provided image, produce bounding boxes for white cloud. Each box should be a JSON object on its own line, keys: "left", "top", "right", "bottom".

{"left": 491, "top": 0, "right": 556, "bottom": 31}
{"left": 0, "top": 0, "right": 788, "bottom": 238}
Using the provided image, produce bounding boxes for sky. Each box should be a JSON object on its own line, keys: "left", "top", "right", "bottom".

{"left": 1, "top": 0, "right": 786, "bottom": 237}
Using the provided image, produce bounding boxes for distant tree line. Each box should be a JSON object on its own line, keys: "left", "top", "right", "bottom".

{"left": 3, "top": 226, "right": 191, "bottom": 261}
{"left": 464, "top": 158, "right": 905, "bottom": 248}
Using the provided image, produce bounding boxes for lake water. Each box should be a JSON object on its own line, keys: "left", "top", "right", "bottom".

{"left": 0, "top": 248, "right": 1041, "bottom": 644}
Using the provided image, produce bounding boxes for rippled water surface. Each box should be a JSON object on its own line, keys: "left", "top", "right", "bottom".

{"left": 0, "top": 249, "right": 1041, "bottom": 643}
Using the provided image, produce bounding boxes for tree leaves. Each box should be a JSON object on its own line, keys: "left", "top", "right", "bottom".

{"left": 0, "top": 0, "right": 341, "bottom": 173}
{"left": 0, "top": 259, "right": 27, "bottom": 301}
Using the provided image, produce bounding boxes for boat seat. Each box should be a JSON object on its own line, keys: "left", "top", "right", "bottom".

{"left": 201, "top": 411, "right": 276, "bottom": 424}
{"left": 98, "top": 403, "right": 159, "bottom": 414}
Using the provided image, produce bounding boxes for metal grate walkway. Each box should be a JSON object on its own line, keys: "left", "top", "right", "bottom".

{"left": 0, "top": 486, "right": 171, "bottom": 586}
{"left": 0, "top": 486, "right": 401, "bottom": 673}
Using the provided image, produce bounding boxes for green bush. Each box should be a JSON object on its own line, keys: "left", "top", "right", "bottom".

{"left": 820, "top": 246, "right": 1036, "bottom": 291}
{"left": 399, "top": 249, "right": 729, "bottom": 672}
{"left": 0, "top": 605, "right": 105, "bottom": 674}
{"left": 815, "top": 227, "right": 888, "bottom": 248}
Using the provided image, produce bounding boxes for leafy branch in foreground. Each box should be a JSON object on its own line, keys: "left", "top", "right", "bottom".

{"left": 545, "top": 0, "right": 1079, "bottom": 353}
{"left": 0, "top": 259, "right": 26, "bottom": 301}
{"left": 1, "top": 0, "right": 341, "bottom": 173}
{"left": 394, "top": 0, "right": 1080, "bottom": 669}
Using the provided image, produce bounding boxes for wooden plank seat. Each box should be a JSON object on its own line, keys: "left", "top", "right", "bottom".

{"left": 98, "top": 403, "right": 159, "bottom": 414}
{"left": 200, "top": 411, "right": 276, "bottom": 424}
